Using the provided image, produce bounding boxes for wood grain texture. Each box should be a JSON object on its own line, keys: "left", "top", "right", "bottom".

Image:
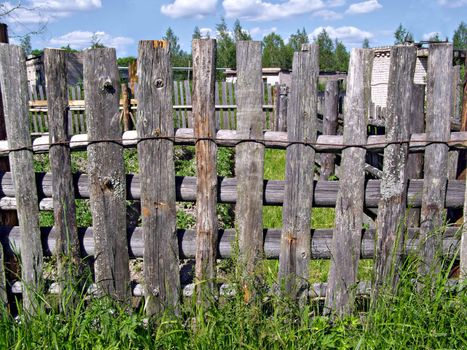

{"left": 136, "top": 40, "right": 180, "bottom": 315}
{"left": 0, "top": 43, "right": 42, "bottom": 313}
{"left": 407, "top": 84, "right": 425, "bottom": 227}
{"left": 235, "top": 41, "right": 264, "bottom": 283}
{"left": 274, "top": 84, "right": 288, "bottom": 131}
{"left": 192, "top": 39, "right": 218, "bottom": 303}
{"left": 278, "top": 44, "right": 318, "bottom": 299}
{"left": 84, "top": 48, "right": 130, "bottom": 302}
{"left": 44, "top": 49, "right": 82, "bottom": 293}
{"left": 0, "top": 226, "right": 459, "bottom": 261}
{"left": 320, "top": 80, "right": 339, "bottom": 180}
{"left": 419, "top": 43, "right": 452, "bottom": 276}
{"left": 325, "top": 49, "right": 372, "bottom": 317}
{"left": 374, "top": 46, "right": 417, "bottom": 294}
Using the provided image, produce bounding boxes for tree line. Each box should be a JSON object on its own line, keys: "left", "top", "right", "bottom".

{"left": 21, "top": 19, "right": 467, "bottom": 75}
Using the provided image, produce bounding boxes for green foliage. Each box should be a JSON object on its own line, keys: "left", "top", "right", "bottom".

{"left": 453, "top": 21, "right": 467, "bottom": 49}
{"left": 233, "top": 19, "right": 252, "bottom": 42}
{"left": 362, "top": 38, "right": 370, "bottom": 48}
{"left": 60, "top": 44, "right": 80, "bottom": 53}
{"left": 394, "top": 23, "right": 414, "bottom": 44}
{"left": 31, "top": 48, "right": 43, "bottom": 56}
{"left": 117, "top": 56, "right": 136, "bottom": 67}
{"left": 192, "top": 26, "right": 202, "bottom": 40}
{"left": 315, "top": 29, "right": 335, "bottom": 71}
{"left": 262, "top": 32, "right": 293, "bottom": 69}
{"left": 334, "top": 39, "right": 350, "bottom": 72}
{"left": 216, "top": 17, "right": 236, "bottom": 69}
{"left": 19, "top": 34, "right": 32, "bottom": 56}
{"left": 288, "top": 27, "right": 309, "bottom": 52}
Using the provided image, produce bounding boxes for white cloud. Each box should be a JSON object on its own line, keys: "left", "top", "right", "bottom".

{"left": 222, "top": 0, "right": 325, "bottom": 21}
{"left": 0, "top": 0, "right": 101, "bottom": 24}
{"left": 313, "top": 9, "right": 343, "bottom": 20}
{"left": 49, "top": 31, "right": 134, "bottom": 56}
{"left": 346, "top": 0, "right": 382, "bottom": 14}
{"left": 438, "top": 0, "right": 467, "bottom": 7}
{"left": 311, "top": 26, "right": 373, "bottom": 46}
{"left": 249, "top": 26, "right": 277, "bottom": 39}
{"left": 200, "top": 27, "right": 213, "bottom": 38}
{"left": 160, "top": 0, "right": 217, "bottom": 19}
{"left": 422, "top": 31, "right": 441, "bottom": 40}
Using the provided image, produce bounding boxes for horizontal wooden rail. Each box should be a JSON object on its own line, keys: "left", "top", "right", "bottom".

{"left": 0, "top": 226, "right": 460, "bottom": 260}
{"left": 1, "top": 129, "right": 465, "bottom": 155}
{"left": 0, "top": 173, "right": 464, "bottom": 208}
{"left": 29, "top": 99, "right": 275, "bottom": 110}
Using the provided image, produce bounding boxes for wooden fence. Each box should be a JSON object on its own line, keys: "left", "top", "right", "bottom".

{"left": 0, "top": 40, "right": 466, "bottom": 317}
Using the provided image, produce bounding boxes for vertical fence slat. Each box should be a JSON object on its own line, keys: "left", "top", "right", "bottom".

{"left": 320, "top": 80, "right": 339, "bottom": 180}
{"left": 76, "top": 85, "right": 85, "bottom": 133}
{"left": 462, "top": 173, "right": 467, "bottom": 280}
{"left": 228, "top": 82, "right": 235, "bottom": 128}
{"left": 278, "top": 44, "right": 318, "bottom": 299}
{"left": 0, "top": 25, "right": 8, "bottom": 308}
{"left": 44, "top": 49, "right": 81, "bottom": 293}
{"left": 84, "top": 48, "right": 130, "bottom": 301}
{"left": 373, "top": 46, "right": 417, "bottom": 293}
{"left": 173, "top": 81, "right": 181, "bottom": 128}
{"left": 192, "top": 39, "right": 217, "bottom": 303}
{"left": 419, "top": 43, "right": 453, "bottom": 276}
{"left": 235, "top": 41, "right": 264, "bottom": 294}
{"left": 275, "top": 84, "right": 288, "bottom": 131}
{"left": 70, "top": 86, "right": 78, "bottom": 135}
{"left": 325, "top": 49, "right": 372, "bottom": 316}
{"left": 407, "top": 84, "right": 425, "bottom": 227}
{"left": 137, "top": 40, "right": 180, "bottom": 315}
{"left": 214, "top": 81, "right": 222, "bottom": 130}
{"left": 267, "top": 83, "right": 273, "bottom": 129}
{"left": 179, "top": 81, "right": 187, "bottom": 126}
{"left": 221, "top": 82, "right": 228, "bottom": 129}
{"left": 0, "top": 43, "right": 42, "bottom": 312}
{"left": 184, "top": 80, "right": 193, "bottom": 128}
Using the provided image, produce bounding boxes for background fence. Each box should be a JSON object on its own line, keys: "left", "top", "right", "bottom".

{"left": 0, "top": 40, "right": 465, "bottom": 317}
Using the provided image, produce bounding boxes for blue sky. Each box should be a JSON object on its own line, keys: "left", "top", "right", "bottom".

{"left": 2, "top": 0, "right": 467, "bottom": 57}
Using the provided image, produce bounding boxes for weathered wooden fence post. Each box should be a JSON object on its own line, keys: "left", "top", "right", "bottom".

{"left": 0, "top": 22, "right": 9, "bottom": 308}
{"left": 192, "top": 39, "right": 218, "bottom": 304}
{"left": 320, "top": 80, "right": 339, "bottom": 180}
{"left": 274, "top": 84, "right": 288, "bottom": 131}
{"left": 373, "top": 45, "right": 417, "bottom": 295}
{"left": 419, "top": 43, "right": 452, "bottom": 277}
{"left": 0, "top": 43, "right": 43, "bottom": 313}
{"left": 121, "top": 82, "right": 132, "bottom": 132}
{"left": 44, "top": 49, "right": 81, "bottom": 296}
{"left": 325, "top": 49, "right": 372, "bottom": 316}
{"left": 278, "top": 44, "right": 318, "bottom": 300}
{"left": 84, "top": 48, "right": 130, "bottom": 302}
{"left": 137, "top": 40, "right": 180, "bottom": 315}
{"left": 407, "top": 84, "right": 425, "bottom": 227}
{"left": 235, "top": 41, "right": 264, "bottom": 298}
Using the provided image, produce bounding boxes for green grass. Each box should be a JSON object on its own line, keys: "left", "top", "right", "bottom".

{"left": 1, "top": 256, "right": 465, "bottom": 349}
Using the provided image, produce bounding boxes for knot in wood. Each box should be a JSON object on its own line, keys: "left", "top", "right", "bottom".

{"left": 102, "top": 177, "right": 114, "bottom": 191}
{"left": 155, "top": 79, "right": 164, "bottom": 89}
{"left": 151, "top": 288, "right": 159, "bottom": 297}
{"left": 101, "top": 79, "right": 115, "bottom": 94}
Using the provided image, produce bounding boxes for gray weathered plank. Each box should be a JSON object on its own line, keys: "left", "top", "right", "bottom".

{"left": 84, "top": 48, "right": 130, "bottom": 302}
{"left": 173, "top": 81, "right": 181, "bottom": 127}
{"left": 136, "top": 40, "right": 180, "bottom": 315}
{"left": 407, "top": 84, "right": 425, "bottom": 227}
{"left": 235, "top": 41, "right": 264, "bottom": 291}
{"left": 184, "top": 80, "right": 193, "bottom": 128}
{"left": 215, "top": 81, "right": 220, "bottom": 130}
{"left": 228, "top": 82, "right": 235, "bottom": 129}
{"left": 320, "top": 80, "right": 339, "bottom": 180}
{"left": 0, "top": 43, "right": 43, "bottom": 312}
{"left": 192, "top": 39, "right": 218, "bottom": 303}
{"left": 275, "top": 84, "right": 288, "bottom": 131}
{"left": 0, "top": 173, "right": 464, "bottom": 209}
{"left": 373, "top": 46, "right": 417, "bottom": 294}
{"left": 221, "top": 82, "right": 229, "bottom": 129}
{"left": 278, "top": 44, "right": 318, "bottom": 299}
{"left": 44, "top": 49, "right": 81, "bottom": 294}
{"left": 419, "top": 43, "right": 453, "bottom": 276}
{"left": 325, "top": 49, "right": 372, "bottom": 316}
{"left": 461, "top": 170, "right": 467, "bottom": 280}
{"left": 1, "top": 226, "right": 460, "bottom": 262}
